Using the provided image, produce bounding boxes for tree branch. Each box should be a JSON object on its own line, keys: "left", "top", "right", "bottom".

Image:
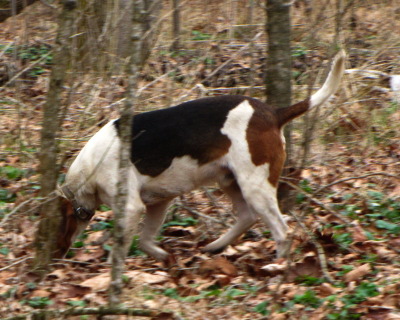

{"left": 0, "top": 0, "right": 38, "bottom": 23}
{"left": 2, "top": 307, "right": 170, "bottom": 320}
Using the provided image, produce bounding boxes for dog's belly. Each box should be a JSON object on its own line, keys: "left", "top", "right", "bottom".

{"left": 138, "top": 155, "right": 229, "bottom": 205}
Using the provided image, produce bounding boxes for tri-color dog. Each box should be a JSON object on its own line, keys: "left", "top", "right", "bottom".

{"left": 56, "top": 51, "right": 346, "bottom": 261}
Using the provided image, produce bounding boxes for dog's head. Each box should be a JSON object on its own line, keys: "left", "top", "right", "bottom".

{"left": 53, "top": 185, "right": 94, "bottom": 258}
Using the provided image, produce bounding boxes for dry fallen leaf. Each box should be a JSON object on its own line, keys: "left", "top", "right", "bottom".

{"left": 86, "top": 230, "right": 110, "bottom": 245}
{"left": 375, "top": 246, "right": 398, "bottom": 260}
{"left": 125, "top": 270, "right": 169, "bottom": 285}
{"left": 261, "top": 262, "right": 287, "bottom": 273}
{"left": 74, "top": 246, "right": 106, "bottom": 262}
{"left": 383, "top": 294, "right": 400, "bottom": 308}
{"left": 47, "top": 268, "right": 67, "bottom": 281}
{"left": 0, "top": 271, "right": 16, "bottom": 283}
{"left": 270, "top": 312, "right": 287, "bottom": 320}
{"left": 31, "top": 289, "right": 51, "bottom": 297}
{"left": 389, "top": 184, "right": 400, "bottom": 198}
{"left": 317, "top": 283, "right": 340, "bottom": 296}
{"left": 349, "top": 221, "right": 368, "bottom": 242}
{"left": 286, "top": 253, "right": 321, "bottom": 282}
{"left": 79, "top": 273, "right": 110, "bottom": 292}
{"left": 198, "top": 256, "right": 237, "bottom": 277}
{"left": 344, "top": 263, "right": 371, "bottom": 282}
{"left": 388, "top": 238, "right": 400, "bottom": 249}
{"left": 363, "top": 308, "right": 391, "bottom": 320}
{"left": 214, "top": 274, "right": 231, "bottom": 287}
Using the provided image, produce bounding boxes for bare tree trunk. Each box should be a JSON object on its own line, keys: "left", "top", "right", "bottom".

{"left": 109, "top": 0, "right": 160, "bottom": 304}
{"left": 246, "top": 0, "right": 254, "bottom": 25}
{"left": 265, "top": 0, "right": 294, "bottom": 211}
{"left": 116, "top": 0, "right": 134, "bottom": 58}
{"left": 334, "top": 0, "right": 344, "bottom": 49}
{"left": 171, "top": 0, "right": 181, "bottom": 51}
{"left": 108, "top": 0, "right": 145, "bottom": 307}
{"left": 265, "top": 0, "right": 292, "bottom": 141}
{"left": 73, "top": 0, "right": 161, "bottom": 74}
{"left": 0, "top": 0, "right": 38, "bottom": 22}
{"left": 142, "top": 0, "right": 162, "bottom": 62}
{"left": 32, "top": 0, "right": 77, "bottom": 277}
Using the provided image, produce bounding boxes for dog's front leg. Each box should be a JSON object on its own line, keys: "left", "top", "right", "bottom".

{"left": 139, "top": 200, "right": 171, "bottom": 261}
{"left": 108, "top": 192, "right": 145, "bottom": 264}
{"left": 122, "top": 193, "right": 146, "bottom": 256}
{"left": 107, "top": 167, "right": 146, "bottom": 262}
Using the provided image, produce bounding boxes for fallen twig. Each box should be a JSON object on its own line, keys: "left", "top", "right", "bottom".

{"left": 3, "top": 307, "right": 173, "bottom": 320}
{"left": 288, "top": 210, "right": 334, "bottom": 283}
{"left": 0, "top": 256, "right": 32, "bottom": 272}
{"left": 0, "top": 198, "right": 36, "bottom": 227}
{"left": 176, "top": 32, "right": 263, "bottom": 103}
{"left": 0, "top": 41, "right": 15, "bottom": 59}
{"left": 279, "top": 178, "right": 354, "bottom": 226}
{"left": 314, "top": 172, "right": 400, "bottom": 194}
{"left": 179, "top": 203, "right": 227, "bottom": 226}
{"left": 2, "top": 51, "right": 52, "bottom": 88}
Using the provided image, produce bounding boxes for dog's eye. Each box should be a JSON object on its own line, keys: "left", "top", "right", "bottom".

{"left": 75, "top": 207, "right": 92, "bottom": 220}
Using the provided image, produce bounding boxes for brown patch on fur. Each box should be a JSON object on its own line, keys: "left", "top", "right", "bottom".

{"left": 246, "top": 106, "right": 286, "bottom": 186}
{"left": 276, "top": 99, "right": 310, "bottom": 127}
{"left": 199, "top": 137, "right": 232, "bottom": 165}
{"left": 54, "top": 198, "right": 78, "bottom": 258}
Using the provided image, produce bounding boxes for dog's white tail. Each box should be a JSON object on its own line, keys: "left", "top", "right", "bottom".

{"left": 310, "top": 50, "right": 346, "bottom": 109}
{"left": 276, "top": 50, "right": 346, "bottom": 127}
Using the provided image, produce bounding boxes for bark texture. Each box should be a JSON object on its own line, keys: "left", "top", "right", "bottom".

{"left": 0, "top": 0, "right": 37, "bottom": 22}
{"left": 265, "top": 0, "right": 294, "bottom": 211}
{"left": 265, "top": 0, "right": 292, "bottom": 109}
{"left": 108, "top": 0, "right": 146, "bottom": 307}
{"left": 142, "top": 0, "right": 163, "bottom": 62}
{"left": 32, "top": 0, "right": 76, "bottom": 277}
{"left": 171, "top": 0, "right": 181, "bottom": 51}
{"left": 116, "top": 0, "right": 162, "bottom": 60}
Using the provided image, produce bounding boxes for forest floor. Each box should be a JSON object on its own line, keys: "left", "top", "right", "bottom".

{"left": 0, "top": 1, "right": 400, "bottom": 319}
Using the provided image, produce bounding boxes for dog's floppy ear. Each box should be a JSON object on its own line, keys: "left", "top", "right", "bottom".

{"left": 54, "top": 196, "right": 77, "bottom": 259}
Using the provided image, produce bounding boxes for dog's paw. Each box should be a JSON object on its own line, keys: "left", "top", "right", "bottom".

{"left": 140, "top": 242, "right": 169, "bottom": 261}
{"left": 202, "top": 243, "right": 227, "bottom": 255}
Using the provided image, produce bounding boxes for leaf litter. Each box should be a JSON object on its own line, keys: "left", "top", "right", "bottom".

{"left": 0, "top": 2, "right": 400, "bottom": 319}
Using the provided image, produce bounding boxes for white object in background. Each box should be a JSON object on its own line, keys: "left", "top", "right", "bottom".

{"left": 390, "top": 75, "right": 400, "bottom": 103}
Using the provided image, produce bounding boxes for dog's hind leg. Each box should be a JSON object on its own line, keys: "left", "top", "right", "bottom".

{"left": 203, "top": 179, "right": 257, "bottom": 254}
{"left": 219, "top": 100, "right": 290, "bottom": 258}
{"left": 235, "top": 168, "right": 290, "bottom": 258}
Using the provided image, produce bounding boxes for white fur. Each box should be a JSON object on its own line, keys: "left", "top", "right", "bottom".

{"left": 64, "top": 100, "right": 290, "bottom": 260}
{"left": 310, "top": 50, "right": 346, "bottom": 109}
{"left": 216, "top": 101, "right": 289, "bottom": 256}
{"left": 139, "top": 155, "right": 226, "bottom": 204}
{"left": 63, "top": 51, "right": 346, "bottom": 261}
{"left": 221, "top": 99, "right": 254, "bottom": 171}
{"left": 66, "top": 121, "right": 120, "bottom": 209}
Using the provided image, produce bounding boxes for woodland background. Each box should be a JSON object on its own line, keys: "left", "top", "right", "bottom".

{"left": 0, "top": 0, "right": 399, "bottom": 319}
